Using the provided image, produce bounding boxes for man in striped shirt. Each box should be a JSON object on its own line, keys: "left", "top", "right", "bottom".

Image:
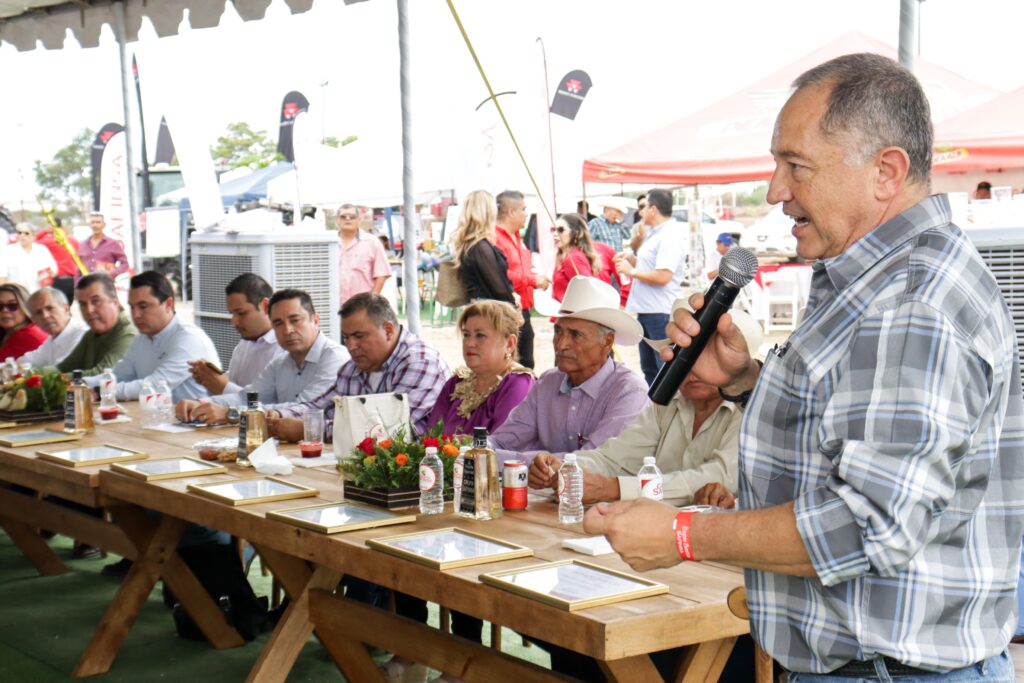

{"left": 587, "top": 53, "right": 1023, "bottom": 681}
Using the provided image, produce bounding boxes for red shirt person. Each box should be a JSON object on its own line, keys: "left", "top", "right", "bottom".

{"left": 493, "top": 191, "right": 549, "bottom": 369}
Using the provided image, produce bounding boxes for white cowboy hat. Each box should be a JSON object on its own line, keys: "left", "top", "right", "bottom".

{"left": 556, "top": 276, "right": 644, "bottom": 346}
{"left": 600, "top": 197, "right": 632, "bottom": 215}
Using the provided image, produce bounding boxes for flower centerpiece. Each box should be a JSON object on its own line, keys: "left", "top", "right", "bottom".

{"left": 0, "top": 368, "right": 70, "bottom": 421}
{"left": 338, "top": 420, "right": 468, "bottom": 509}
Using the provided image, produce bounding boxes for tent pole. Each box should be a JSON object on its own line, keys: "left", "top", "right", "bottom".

{"left": 898, "top": 0, "right": 920, "bottom": 71}
{"left": 397, "top": 0, "right": 420, "bottom": 334}
{"left": 113, "top": 0, "right": 142, "bottom": 273}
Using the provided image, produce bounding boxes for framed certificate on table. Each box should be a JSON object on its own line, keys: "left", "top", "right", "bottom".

{"left": 186, "top": 476, "right": 319, "bottom": 506}
{"left": 367, "top": 527, "right": 533, "bottom": 570}
{"left": 0, "top": 429, "right": 82, "bottom": 448}
{"left": 37, "top": 444, "right": 147, "bottom": 468}
{"left": 267, "top": 502, "right": 416, "bottom": 534}
{"left": 479, "top": 559, "right": 669, "bottom": 611}
{"left": 111, "top": 456, "right": 227, "bottom": 481}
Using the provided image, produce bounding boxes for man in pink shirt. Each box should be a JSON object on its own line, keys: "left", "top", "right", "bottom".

{"left": 336, "top": 204, "right": 391, "bottom": 305}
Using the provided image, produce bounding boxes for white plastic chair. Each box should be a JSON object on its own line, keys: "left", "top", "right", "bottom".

{"left": 760, "top": 268, "right": 806, "bottom": 332}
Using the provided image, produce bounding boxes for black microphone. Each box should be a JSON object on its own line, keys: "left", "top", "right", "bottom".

{"left": 648, "top": 247, "right": 759, "bottom": 405}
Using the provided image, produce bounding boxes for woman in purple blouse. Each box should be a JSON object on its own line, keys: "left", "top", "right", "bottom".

{"left": 426, "top": 300, "right": 534, "bottom": 437}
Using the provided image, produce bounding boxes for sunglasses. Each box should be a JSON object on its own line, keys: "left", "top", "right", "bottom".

{"left": 550, "top": 226, "right": 567, "bottom": 234}
{"left": 0, "top": 303, "right": 20, "bottom": 312}
{"left": 337, "top": 214, "right": 358, "bottom": 220}
{"left": 16, "top": 231, "right": 31, "bottom": 236}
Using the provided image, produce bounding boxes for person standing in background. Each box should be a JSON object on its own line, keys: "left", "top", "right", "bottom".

{"left": 78, "top": 213, "right": 129, "bottom": 279}
{"left": 336, "top": 204, "right": 391, "bottom": 306}
{"left": 494, "top": 190, "right": 550, "bottom": 369}
{"left": 0, "top": 223, "right": 57, "bottom": 293}
{"left": 35, "top": 218, "right": 80, "bottom": 302}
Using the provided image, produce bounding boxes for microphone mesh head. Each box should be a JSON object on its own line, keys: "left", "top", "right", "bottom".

{"left": 718, "top": 247, "right": 759, "bottom": 288}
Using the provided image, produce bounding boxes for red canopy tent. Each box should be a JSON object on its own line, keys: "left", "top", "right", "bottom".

{"left": 582, "top": 32, "right": 999, "bottom": 185}
{"left": 932, "top": 86, "right": 1024, "bottom": 173}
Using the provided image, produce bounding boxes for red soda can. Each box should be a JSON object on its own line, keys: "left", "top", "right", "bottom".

{"left": 502, "top": 460, "right": 528, "bottom": 510}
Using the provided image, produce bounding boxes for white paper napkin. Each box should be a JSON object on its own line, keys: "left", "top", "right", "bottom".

{"left": 98, "top": 414, "right": 133, "bottom": 425}
{"left": 249, "top": 438, "right": 293, "bottom": 475}
{"left": 561, "top": 536, "right": 614, "bottom": 556}
{"left": 287, "top": 455, "right": 337, "bottom": 468}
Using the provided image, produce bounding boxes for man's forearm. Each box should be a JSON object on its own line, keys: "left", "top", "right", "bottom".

{"left": 693, "top": 502, "right": 817, "bottom": 577}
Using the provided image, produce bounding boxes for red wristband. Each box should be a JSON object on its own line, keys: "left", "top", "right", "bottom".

{"left": 673, "top": 510, "right": 695, "bottom": 561}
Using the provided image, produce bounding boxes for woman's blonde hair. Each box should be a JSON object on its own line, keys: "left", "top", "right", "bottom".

{"left": 457, "top": 299, "right": 522, "bottom": 361}
{"left": 452, "top": 190, "right": 497, "bottom": 266}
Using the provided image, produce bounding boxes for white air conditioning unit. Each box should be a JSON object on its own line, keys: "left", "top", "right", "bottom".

{"left": 190, "top": 231, "right": 339, "bottom": 368}
{"left": 967, "top": 226, "right": 1024, "bottom": 393}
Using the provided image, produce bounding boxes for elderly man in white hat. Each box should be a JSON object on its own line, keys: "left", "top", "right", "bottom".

{"left": 528, "top": 304, "right": 763, "bottom": 506}
{"left": 588, "top": 197, "right": 632, "bottom": 253}
{"left": 490, "top": 276, "right": 649, "bottom": 464}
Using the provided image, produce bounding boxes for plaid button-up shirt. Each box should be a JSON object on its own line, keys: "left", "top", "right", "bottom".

{"left": 588, "top": 215, "right": 630, "bottom": 253}
{"left": 740, "top": 194, "right": 1024, "bottom": 673}
{"left": 280, "top": 329, "right": 451, "bottom": 438}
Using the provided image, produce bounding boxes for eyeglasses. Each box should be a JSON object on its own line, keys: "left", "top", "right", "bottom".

{"left": 0, "top": 303, "right": 20, "bottom": 312}
{"left": 550, "top": 226, "right": 567, "bottom": 234}
{"left": 337, "top": 214, "right": 358, "bottom": 220}
{"left": 16, "top": 231, "right": 30, "bottom": 236}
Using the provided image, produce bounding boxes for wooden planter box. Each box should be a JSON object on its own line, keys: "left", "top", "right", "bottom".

{"left": 0, "top": 406, "right": 64, "bottom": 425}
{"left": 344, "top": 484, "right": 454, "bottom": 510}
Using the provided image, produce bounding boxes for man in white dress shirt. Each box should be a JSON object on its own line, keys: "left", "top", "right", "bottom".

{"left": 176, "top": 289, "right": 350, "bottom": 423}
{"left": 18, "top": 287, "right": 87, "bottom": 367}
{"left": 187, "top": 273, "right": 282, "bottom": 395}
{"left": 86, "top": 271, "right": 219, "bottom": 402}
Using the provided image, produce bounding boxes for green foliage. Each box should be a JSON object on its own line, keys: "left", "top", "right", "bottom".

{"left": 322, "top": 135, "right": 358, "bottom": 148}
{"left": 337, "top": 420, "right": 467, "bottom": 490}
{"left": 210, "top": 121, "right": 284, "bottom": 170}
{"left": 34, "top": 128, "right": 94, "bottom": 204}
{"left": 736, "top": 185, "right": 768, "bottom": 207}
{"left": 2, "top": 368, "right": 70, "bottom": 412}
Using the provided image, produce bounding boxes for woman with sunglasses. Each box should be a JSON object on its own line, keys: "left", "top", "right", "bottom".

{"left": 0, "top": 283, "right": 47, "bottom": 360}
{"left": 0, "top": 223, "right": 57, "bottom": 294}
{"left": 551, "top": 213, "right": 602, "bottom": 302}
{"left": 452, "top": 189, "right": 517, "bottom": 306}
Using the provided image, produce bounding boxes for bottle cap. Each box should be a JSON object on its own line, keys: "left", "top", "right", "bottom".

{"left": 425, "top": 446, "right": 437, "bottom": 455}
{"left": 103, "top": 367, "right": 112, "bottom": 373}
{"left": 72, "top": 369, "right": 84, "bottom": 382}
{"left": 564, "top": 452, "right": 577, "bottom": 463}
{"left": 643, "top": 456, "right": 656, "bottom": 466}
{"left": 473, "top": 427, "right": 488, "bottom": 438}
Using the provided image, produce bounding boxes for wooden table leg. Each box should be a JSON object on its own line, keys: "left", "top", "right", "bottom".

{"left": 72, "top": 509, "right": 244, "bottom": 677}
{"left": 599, "top": 654, "right": 664, "bottom": 682}
{"left": 672, "top": 637, "right": 738, "bottom": 683}
{"left": 308, "top": 589, "right": 567, "bottom": 683}
{"left": 0, "top": 517, "right": 68, "bottom": 575}
{"left": 244, "top": 545, "right": 343, "bottom": 683}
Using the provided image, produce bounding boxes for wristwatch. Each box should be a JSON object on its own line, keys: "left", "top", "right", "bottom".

{"left": 226, "top": 407, "right": 240, "bottom": 425}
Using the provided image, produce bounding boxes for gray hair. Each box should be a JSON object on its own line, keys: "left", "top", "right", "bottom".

{"left": 29, "top": 287, "right": 68, "bottom": 307}
{"left": 793, "top": 52, "right": 932, "bottom": 187}
{"left": 596, "top": 323, "right": 614, "bottom": 338}
{"left": 14, "top": 222, "right": 37, "bottom": 236}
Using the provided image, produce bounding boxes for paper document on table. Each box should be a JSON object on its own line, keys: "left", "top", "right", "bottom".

{"left": 146, "top": 423, "right": 193, "bottom": 433}
{"left": 562, "top": 536, "right": 614, "bottom": 556}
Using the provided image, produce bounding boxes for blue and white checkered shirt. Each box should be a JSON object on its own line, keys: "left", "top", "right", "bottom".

{"left": 588, "top": 215, "right": 629, "bottom": 253}
{"left": 740, "top": 194, "right": 1024, "bottom": 673}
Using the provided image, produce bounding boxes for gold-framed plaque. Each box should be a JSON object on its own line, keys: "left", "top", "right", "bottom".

{"left": 37, "top": 444, "right": 147, "bottom": 468}
{"left": 111, "top": 456, "right": 227, "bottom": 481}
{"left": 0, "top": 429, "right": 82, "bottom": 448}
{"left": 479, "top": 559, "right": 669, "bottom": 611}
{"left": 367, "top": 527, "right": 533, "bottom": 570}
{"left": 186, "top": 476, "right": 319, "bottom": 506}
{"left": 267, "top": 501, "right": 416, "bottom": 534}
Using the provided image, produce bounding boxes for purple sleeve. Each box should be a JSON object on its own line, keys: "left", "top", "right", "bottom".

{"left": 425, "top": 375, "right": 459, "bottom": 433}
{"left": 488, "top": 373, "right": 535, "bottom": 431}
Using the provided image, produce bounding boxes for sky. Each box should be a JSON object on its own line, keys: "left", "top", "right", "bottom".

{"left": 2, "top": 0, "right": 1023, "bottom": 209}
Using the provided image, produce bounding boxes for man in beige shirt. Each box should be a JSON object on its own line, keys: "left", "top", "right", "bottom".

{"left": 529, "top": 309, "right": 761, "bottom": 506}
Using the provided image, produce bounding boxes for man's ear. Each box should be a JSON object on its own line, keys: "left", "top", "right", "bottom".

{"left": 259, "top": 297, "right": 270, "bottom": 315}
{"left": 874, "top": 146, "right": 911, "bottom": 202}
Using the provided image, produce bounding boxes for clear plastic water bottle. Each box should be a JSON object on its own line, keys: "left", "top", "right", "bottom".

{"left": 155, "top": 379, "right": 174, "bottom": 426}
{"left": 558, "top": 453, "right": 584, "bottom": 524}
{"left": 100, "top": 368, "right": 117, "bottom": 405}
{"left": 139, "top": 378, "right": 156, "bottom": 428}
{"left": 419, "top": 446, "right": 444, "bottom": 515}
{"left": 453, "top": 445, "right": 470, "bottom": 513}
{"left": 638, "top": 456, "right": 664, "bottom": 501}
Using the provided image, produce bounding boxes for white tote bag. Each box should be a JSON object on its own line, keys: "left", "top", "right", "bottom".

{"left": 332, "top": 392, "right": 411, "bottom": 462}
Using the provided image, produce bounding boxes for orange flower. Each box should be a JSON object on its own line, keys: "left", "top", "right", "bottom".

{"left": 395, "top": 453, "right": 409, "bottom": 467}
{"left": 442, "top": 443, "right": 459, "bottom": 457}
{"left": 378, "top": 439, "right": 394, "bottom": 450}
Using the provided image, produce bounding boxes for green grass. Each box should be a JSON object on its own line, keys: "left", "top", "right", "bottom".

{"left": 0, "top": 531, "right": 549, "bottom": 681}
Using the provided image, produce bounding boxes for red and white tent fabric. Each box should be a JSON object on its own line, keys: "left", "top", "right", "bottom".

{"left": 932, "top": 86, "right": 1024, "bottom": 174}
{"left": 582, "top": 32, "right": 999, "bottom": 186}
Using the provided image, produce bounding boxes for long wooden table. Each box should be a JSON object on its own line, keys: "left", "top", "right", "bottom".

{"left": 1, "top": 409, "right": 750, "bottom": 682}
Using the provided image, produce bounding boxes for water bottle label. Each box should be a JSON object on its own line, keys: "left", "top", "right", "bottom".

{"left": 453, "top": 461, "right": 463, "bottom": 490}
{"left": 419, "top": 464, "right": 437, "bottom": 492}
{"left": 640, "top": 477, "right": 663, "bottom": 501}
{"left": 102, "top": 380, "right": 114, "bottom": 392}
